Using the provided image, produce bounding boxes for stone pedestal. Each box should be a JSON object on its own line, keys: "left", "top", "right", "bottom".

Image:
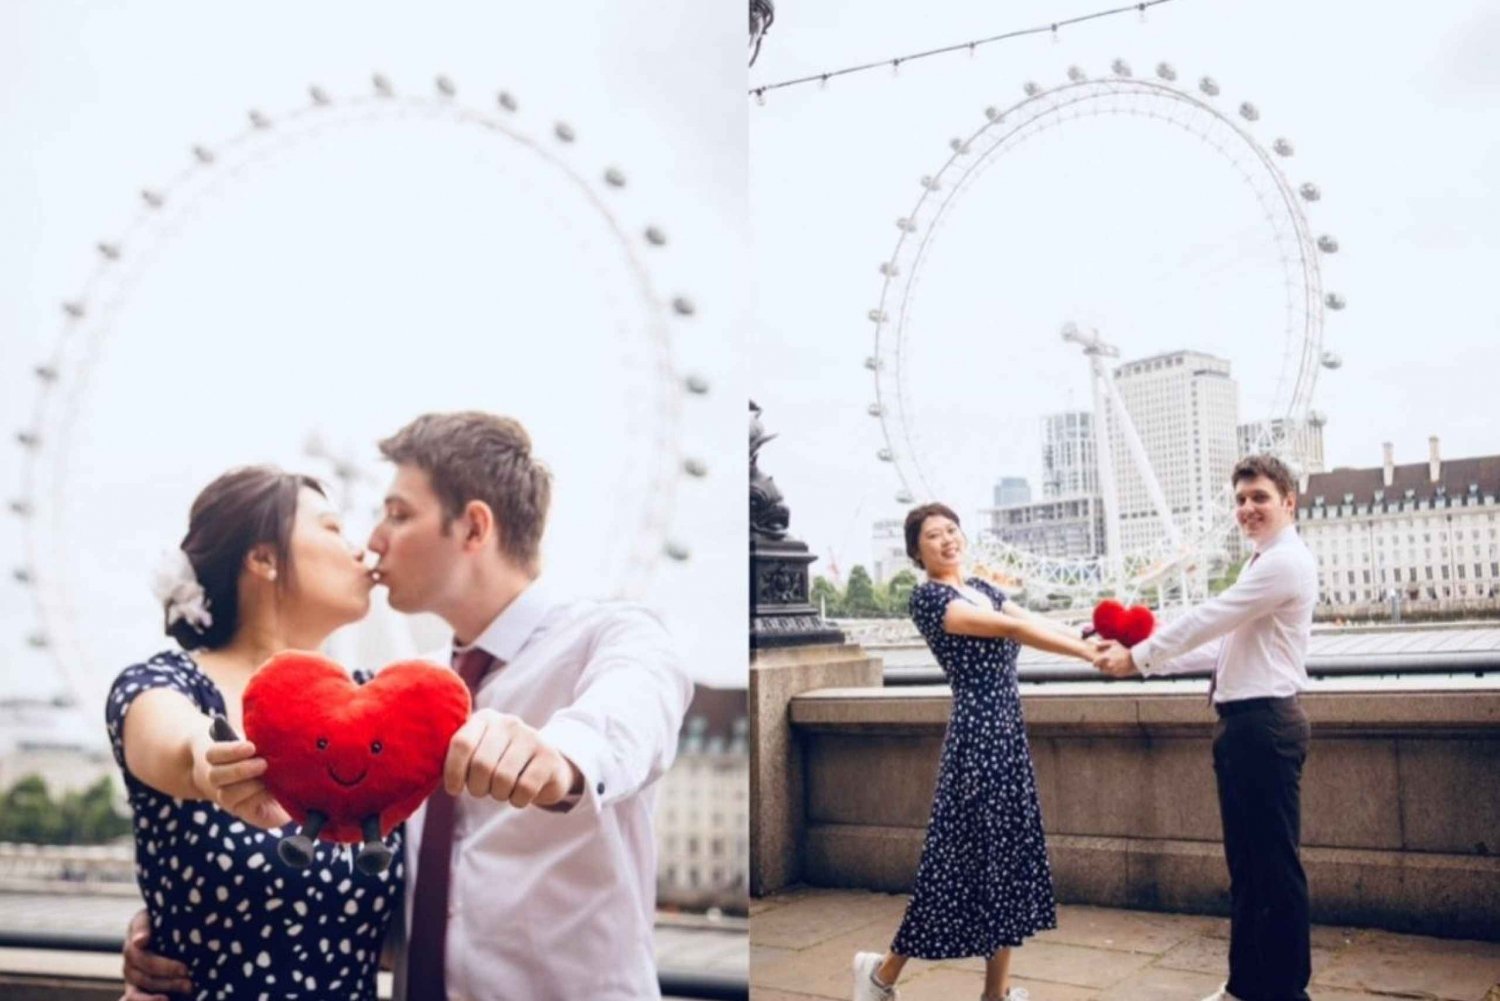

{"left": 749, "top": 643, "right": 882, "bottom": 897}
{"left": 750, "top": 537, "right": 844, "bottom": 649}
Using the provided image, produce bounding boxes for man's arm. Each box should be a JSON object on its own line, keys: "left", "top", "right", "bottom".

{"left": 1130, "top": 551, "right": 1295, "bottom": 675}
{"left": 536, "top": 606, "right": 692, "bottom": 812}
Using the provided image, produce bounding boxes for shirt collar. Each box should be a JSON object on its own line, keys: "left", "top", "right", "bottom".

{"left": 1253, "top": 521, "right": 1298, "bottom": 556}
{"left": 457, "top": 577, "right": 560, "bottom": 663}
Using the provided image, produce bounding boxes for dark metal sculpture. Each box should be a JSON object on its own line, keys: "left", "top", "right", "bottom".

{"left": 749, "top": 401, "right": 843, "bottom": 649}
{"left": 749, "top": 0, "right": 774, "bottom": 67}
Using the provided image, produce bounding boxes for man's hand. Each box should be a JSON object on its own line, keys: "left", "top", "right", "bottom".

{"left": 191, "top": 729, "right": 291, "bottom": 829}
{"left": 444, "top": 709, "right": 582, "bottom": 808}
{"left": 120, "top": 907, "right": 192, "bottom": 1000}
{"left": 1094, "top": 639, "right": 1141, "bottom": 678}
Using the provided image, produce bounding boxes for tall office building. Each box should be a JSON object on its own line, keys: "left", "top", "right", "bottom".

{"left": 1106, "top": 351, "right": 1240, "bottom": 559}
{"left": 1041, "top": 411, "right": 1097, "bottom": 500}
{"left": 993, "top": 477, "right": 1032, "bottom": 508}
{"left": 870, "top": 517, "right": 909, "bottom": 584}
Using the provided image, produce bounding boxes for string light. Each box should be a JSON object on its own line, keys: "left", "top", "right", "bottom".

{"left": 748, "top": 0, "right": 1178, "bottom": 98}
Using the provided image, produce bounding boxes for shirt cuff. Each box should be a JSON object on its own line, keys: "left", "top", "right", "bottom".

{"left": 537, "top": 716, "right": 610, "bottom": 815}
{"left": 1132, "top": 637, "right": 1159, "bottom": 675}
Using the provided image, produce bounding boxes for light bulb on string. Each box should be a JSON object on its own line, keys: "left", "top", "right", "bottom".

{"left": 1138, "top": 3, "right": 1148, "bottom": 23}
{"left": 1051, "top": 24, "right": 1060, "bottom": 44}
{"left": 819, "top": 74, "right": 829, "bottom": 90}
{"left": 755, "top": 89, "right": 766, "bottom": 106}
{"left": 892, "top": 59, "right": 901, "bottom": 77}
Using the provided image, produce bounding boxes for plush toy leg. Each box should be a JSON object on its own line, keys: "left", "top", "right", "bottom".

{"left": 277, "top": 809, "right": 328, "bottom": 868}
{"left": 354, "top": 814, "right": 393, "bottom": 875}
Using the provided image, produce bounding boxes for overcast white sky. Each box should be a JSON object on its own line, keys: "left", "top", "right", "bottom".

{"left": 0, "top": 1, "right": 747, "bottom": 708}
{"left": 751, "top": 0, "right": 1500, "bottom": 574}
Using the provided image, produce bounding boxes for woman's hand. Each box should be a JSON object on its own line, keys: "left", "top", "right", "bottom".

{"left": 190, "top": 728, "right": 291, "bottom": 829}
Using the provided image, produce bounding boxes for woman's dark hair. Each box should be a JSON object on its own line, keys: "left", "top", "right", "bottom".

{"left": 904, "top": 502, "right": 961, "bottom": 570}
{"left": 167, "top": 466, "right": 324, "bottom": 651}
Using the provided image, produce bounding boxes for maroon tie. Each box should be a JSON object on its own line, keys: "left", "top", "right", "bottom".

{"left": 406, "top": 647, "right": 495, "bottom": 1000}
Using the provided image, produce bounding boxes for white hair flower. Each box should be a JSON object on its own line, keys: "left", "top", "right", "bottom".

{"left": 151, "top": 548, "right": 213, "bottom": 632}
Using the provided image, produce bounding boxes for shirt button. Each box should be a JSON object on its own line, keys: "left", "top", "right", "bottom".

{"left": 596, "top": 781, "right": 605, "bottom": 795}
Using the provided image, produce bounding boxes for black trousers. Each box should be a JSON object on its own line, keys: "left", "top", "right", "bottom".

{"left": 1212, "top": 697, "right": 1312, "bottom": 1001}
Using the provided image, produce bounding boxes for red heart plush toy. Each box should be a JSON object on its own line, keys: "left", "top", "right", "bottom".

{"left": 242, "top": 651, "right": 470, "bottom": 873}
{"left": 1091, "top": 600, "right": 1156, "bottom": 647}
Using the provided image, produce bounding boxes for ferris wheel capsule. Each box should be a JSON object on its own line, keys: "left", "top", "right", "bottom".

{"left": 1320, "top": 351, "right": 1342, "bottom": 370}
{"left": 12, "top": 567, "right": 31, "bottom": 584}
{"left": 96, "top": 242, "right": 120, "bottom": 260}
{"left": 1324, "top": 292, "right": 1346, "bottom": 310}
{"left": 877, "top": 448, "right": 894, "bottom": 462}
{"left": 7, "top": 500, "right": 31, "bottom": 517}
{"left": 895, "top": 489, "right": 915, "bottom": 504}
{"left": 864, "top": 356, "right": 881, "bottom": 371}
{"left": 1067, "top": 66, "right": 1086, "bottom": 82}
{"left": 879, "top": 262, "right": 899, "bottom": 277}
{"left": 1317, "top": 235, "right": 1339, "bottom": 253}
{"left": 1023, "top": 81, "right": 1041, "bottom": 97}
{"left": 896, "top": 218, "right": 916, "bottom": 232}
{"left": 1273, "top": 138, "right": 1295, "bottom": 156}
{"left": 949, "top": 138, "right": 970, "bottom": 155}
{"left": 1111, "top": 59, "right": 1132, "bottom": 77}
{"left": 868, "top": 309, "right": 887, "bottom": 323}
{"left": 984, "top": 106, "right": 1002, "bottom": 122}
{"left": 1299, "top": 182, "right": 1321, "bottom": 202}
{"left": 920, "top": 175, "right": 941, "bottom": 191}
{"left": 1155, "top": 62, "right": 1177, "bottom": 81}
{"left": 1199, "top": 77, "right": 1220, "bottom": 97}
{"left": 1239, "top": 102, "right": 1259, "bottom": 122}
{"left": 1308, "top": 410, "right": 1328, "bottom": 427}
{"left": 867, "top": 403, "right": 884, "bottom": 417}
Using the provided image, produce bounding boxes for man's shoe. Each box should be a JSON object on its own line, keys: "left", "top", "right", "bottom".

{"left": 852, "top": 952, "right": 896, "bottom": 1001}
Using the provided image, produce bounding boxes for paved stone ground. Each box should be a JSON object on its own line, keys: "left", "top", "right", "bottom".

{"left": 751, "top": 887, "right": 1500, "bottom": 1001}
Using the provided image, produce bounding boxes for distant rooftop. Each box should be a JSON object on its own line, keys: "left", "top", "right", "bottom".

{"left": 1301, "top": 453, "right": 1500, "bottom": 510}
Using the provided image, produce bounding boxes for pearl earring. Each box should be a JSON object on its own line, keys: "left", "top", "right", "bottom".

{"left": 267, "top": 569, "right": 278, "bottom": 581}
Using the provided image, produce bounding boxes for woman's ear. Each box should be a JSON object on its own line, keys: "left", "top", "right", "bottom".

{"left": 244, "top": 543, "right": 279, "bottom": 582}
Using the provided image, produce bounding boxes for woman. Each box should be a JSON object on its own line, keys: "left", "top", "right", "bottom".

{"left": 105, "top": 466, "right": 400, "bottom": 1001}
{"left": 853, "top": 503, "right": 1102, "bottom": 1001}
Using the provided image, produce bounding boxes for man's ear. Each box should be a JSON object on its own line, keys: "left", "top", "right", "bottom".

{"left": 460, "top": 500, "right": 496, "bottom": 552}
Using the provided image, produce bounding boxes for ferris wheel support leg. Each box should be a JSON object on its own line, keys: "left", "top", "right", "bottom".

{"left": 1098, "top": 366, "right": 1183, "bottom": 551}
{"left": 1090, "top": 355, "right": 1125, "bottom": 593}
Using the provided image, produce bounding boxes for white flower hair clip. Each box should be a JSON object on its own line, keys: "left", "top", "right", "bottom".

{"left": 152, "top": 548, "right": 213, "bottom": 631}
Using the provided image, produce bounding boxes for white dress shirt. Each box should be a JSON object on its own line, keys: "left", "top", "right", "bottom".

{"left": 395, "top": 579, "right": 692, "bottom": 1001}
{"left": 1131, "top": 524, "right": 1319, "bottom": 703}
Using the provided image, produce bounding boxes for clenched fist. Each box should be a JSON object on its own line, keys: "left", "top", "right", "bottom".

{"left": 443, "top": 709, "right": 582, "bottom": 808}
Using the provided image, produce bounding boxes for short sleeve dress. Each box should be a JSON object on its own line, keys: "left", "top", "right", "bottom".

{"left": 890, "top": 578, "right": 1057, "bottom": 959}
{"left": 105, "top": 650, "right": 403, "bottom": 1001}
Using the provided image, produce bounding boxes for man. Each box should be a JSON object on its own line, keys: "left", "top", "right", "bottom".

{"left": 1095, "top": 454, "right": 1317, "bottom": 1001}
{"left": 122, "top": 411, "right": 692, "bottom": 1001}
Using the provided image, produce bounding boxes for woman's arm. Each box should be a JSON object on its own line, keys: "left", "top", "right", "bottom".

{"left": 943, "top": 600, "right": 1098, "bottom": 661}
{"left": 998, "top": 600, "right": 1087, "bottom": 640}
{"left": 121, "top": 690, "right": 289, "bottom": 826}
{"left": 121, "top": 688, "right": 218, "bottom": 801}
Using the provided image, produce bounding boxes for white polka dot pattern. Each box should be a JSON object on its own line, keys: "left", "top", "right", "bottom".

{"left": 890, "top": 579, "right": 1058, "bottom": 959}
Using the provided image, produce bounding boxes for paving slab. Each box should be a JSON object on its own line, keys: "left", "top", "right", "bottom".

{"left": 1314, "top": 929, "right": 1500, "bottom": 1001}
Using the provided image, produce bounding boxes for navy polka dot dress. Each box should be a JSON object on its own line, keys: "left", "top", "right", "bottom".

{"left": 105, "top": 650, "right": 403, "bottom": 1001}
{"left": 891, "top": 578, "right": 1057, "bottom": 959}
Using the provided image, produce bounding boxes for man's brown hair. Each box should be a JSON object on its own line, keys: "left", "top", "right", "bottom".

{"left": 1232, "top": 453, "right": 1297, "bottom": 499}
{"left": 379, "top": 412, "right": 552, "bottom": 569}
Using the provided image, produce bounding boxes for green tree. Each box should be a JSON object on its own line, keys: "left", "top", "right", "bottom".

{"left": 811, "top": 575, "right": 845, "bottom": 617}
{"left": 1209, "top": 558, "right": 1248, "bottom": 596}
{"left": 844, "top": 565, "right": 881, "bottom": 618}
{"left": 884, "top": 569, "right": 918, "bottom": 616}
{"left": 0, "top": 775, "right": 63, "bottom": 843}
{"left": 0, "top": 774, "right": 131, "bottom": 845}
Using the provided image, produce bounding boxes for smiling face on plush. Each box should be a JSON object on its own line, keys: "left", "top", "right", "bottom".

{"left": 242, "top": 651, "right": 471, "bottom": 843}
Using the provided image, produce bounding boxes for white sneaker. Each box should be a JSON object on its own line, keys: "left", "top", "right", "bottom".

{"left": 852, "top": 951, "right": 896, "bottom": 1000}
{"left": 1199, "top": 985, "right": 1243, "bottom": 1001}
{"left": 1005, "top": 989, "right": 1031, "bottom": 1001}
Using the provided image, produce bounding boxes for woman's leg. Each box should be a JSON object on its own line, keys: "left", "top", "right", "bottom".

{"left": 875, "top": 952, "right": 907, "bottom": 987}
{"left": 982, "top": 947, "right": 1012, "bottom": 998}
